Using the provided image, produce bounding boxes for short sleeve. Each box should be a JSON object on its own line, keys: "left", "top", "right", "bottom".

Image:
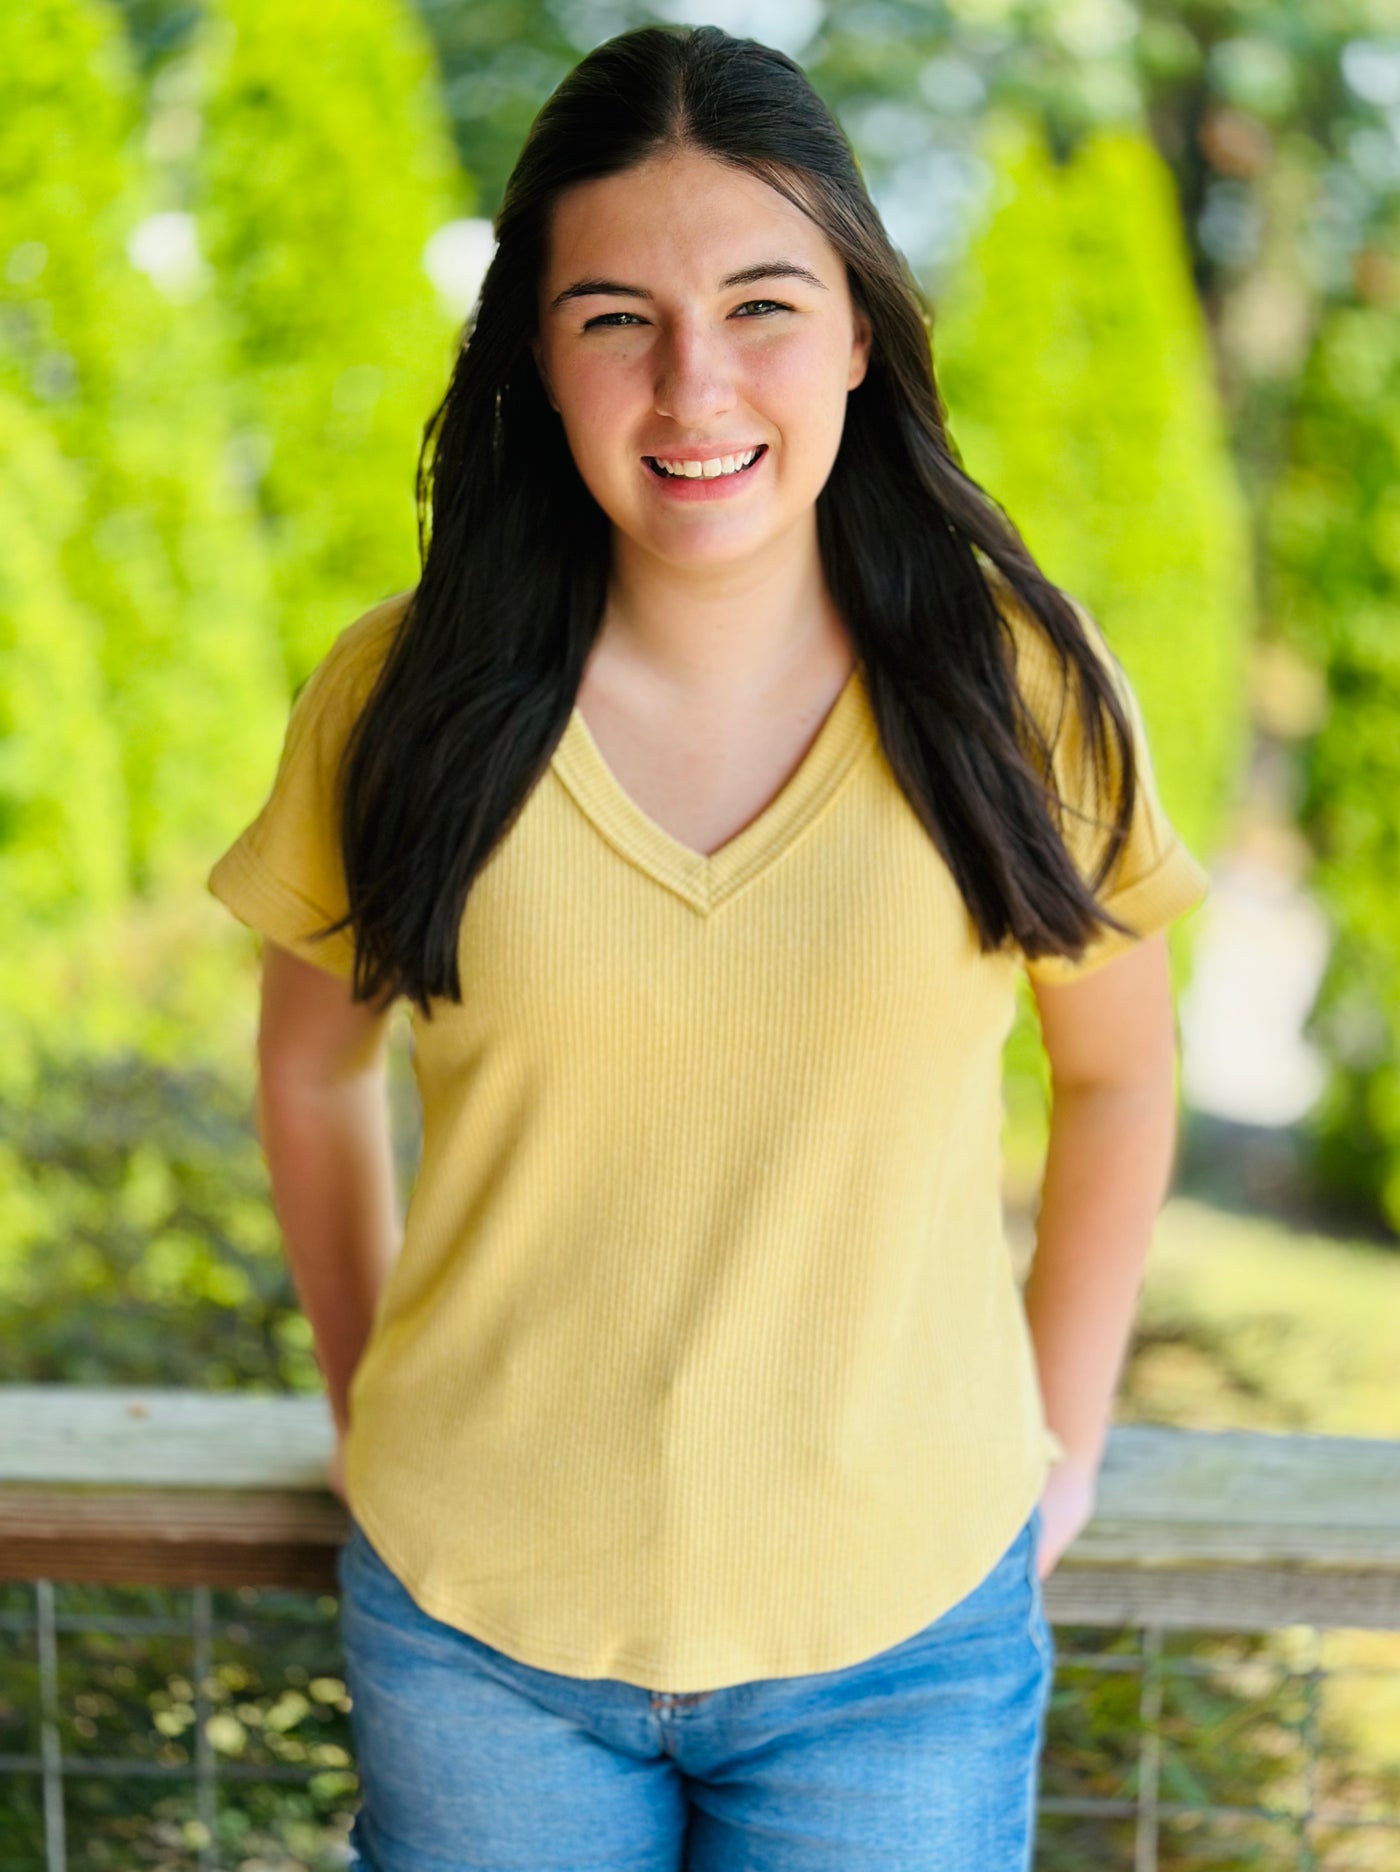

{"left": 207, "top": 592, "right": 410, "bottom": 980}
{"left": 1005, "top": 586, "right": 1210, "bottom": 985}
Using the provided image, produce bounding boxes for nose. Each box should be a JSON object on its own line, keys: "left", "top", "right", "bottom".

{"left": 652, "top": 317, "right": 736, "bottom": 429}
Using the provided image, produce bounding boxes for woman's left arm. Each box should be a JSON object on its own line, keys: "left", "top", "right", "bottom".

{"left": 1023, "top": 930, "right": 1184, "bottom": 1578}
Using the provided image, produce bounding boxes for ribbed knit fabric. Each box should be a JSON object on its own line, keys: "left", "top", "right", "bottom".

{"left": 208, "top": 578, "right": 1209, "bottom": 1692}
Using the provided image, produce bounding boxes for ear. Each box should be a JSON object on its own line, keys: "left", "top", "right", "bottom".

{"left": 848, "top": 308, "right": 872, "bottom": 392}
{"left": 532, "top": 338, "right": 559, "bottom": 412}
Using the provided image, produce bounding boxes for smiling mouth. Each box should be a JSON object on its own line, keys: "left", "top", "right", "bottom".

{"left": 643, "top": 445, "right": 768, "bottom": 479}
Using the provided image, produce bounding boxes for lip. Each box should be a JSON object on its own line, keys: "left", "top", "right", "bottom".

{"left": 641, "top": 443, "right": 769, "bottom": 501}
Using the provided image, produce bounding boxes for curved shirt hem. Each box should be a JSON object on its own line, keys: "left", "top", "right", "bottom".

{"left": 343, "top": 1452, "right": 1054, "bottom": 1695}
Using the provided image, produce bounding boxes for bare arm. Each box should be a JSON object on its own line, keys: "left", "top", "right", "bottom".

{"left": 256, "top": 940, "right": 401, "bottom": 1438}
{"left": 1024, "top": 932, "right": 1182, "bottom": 1475}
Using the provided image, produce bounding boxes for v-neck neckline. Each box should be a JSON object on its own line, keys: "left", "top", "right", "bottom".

{"left": 550, "top": 662, "right": 879, "bottom": 916}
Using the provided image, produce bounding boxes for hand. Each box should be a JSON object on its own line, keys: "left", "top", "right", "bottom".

{"left": 1035, "top": 1451, "right": 1098, "bottom": 1579}
{"left": 326, "top": 1429, "right": 349, "bottom": 1507}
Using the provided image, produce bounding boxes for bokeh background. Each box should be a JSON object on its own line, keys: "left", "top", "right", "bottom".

{"left": 3, "top": 1, "right": 1399, "bottom": 1866}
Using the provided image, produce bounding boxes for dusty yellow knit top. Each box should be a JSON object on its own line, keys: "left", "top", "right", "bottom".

{"left": 208, "top": 576, "right": 1208, "bottom": 1692}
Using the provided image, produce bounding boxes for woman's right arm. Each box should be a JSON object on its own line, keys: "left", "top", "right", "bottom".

{"left": 256, "top": 940, "right": 402, "bottom": 1456}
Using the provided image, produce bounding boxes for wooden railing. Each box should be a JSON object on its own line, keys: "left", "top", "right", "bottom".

{"left": 2, "top": 1387, "right": 1397, "bottom": 1629}
{"left": 3, "top": 1388, "right": 1399, "bottom": 1871}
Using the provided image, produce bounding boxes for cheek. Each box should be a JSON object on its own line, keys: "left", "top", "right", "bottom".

{"left": 559, "top": 347, "right": 641, "bottom": 422}
{"left": 741, "top": 332, "right": 855, "bottom": 417}
{"left": 557, "top": 361, "right": 648, "bottom": 480}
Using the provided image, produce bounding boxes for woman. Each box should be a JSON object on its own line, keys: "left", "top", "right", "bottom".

{"left": 209, "top": 22, "right": 1209, "bottom": 1871}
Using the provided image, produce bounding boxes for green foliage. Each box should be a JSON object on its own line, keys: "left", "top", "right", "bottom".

{"left": 0, "top": 396, "right": 129, "bottom": 1082}
{"left": 1037, "top": 1626, "right": 1357, "bottom": 1872}
{"left": 0, "top": 0, "right": 289, "bottom": 900}
{"left": 937, "top": 115, "right": 1250, "bottom": 865}
{"left": 0, "top": 1019, "right": 420, "bottom": 1385}
{"left": 189, "top": 0, "right": 472, "bottom": 684}
{"left": 0, "top": 473, "right": 123, "bottom": 919}
{"left": 1264, "top": 301, "right": 1400, "bottom": 1235}
{"left": 936, "top": 116, "right": 1251, "bottom": 1151}
{"left": 0, "top": 0, "right": 482, "bottom": 1093}
{"left": 1127, "top": 1193, "right": 1400, "bottom": 1437}
{"left": 0, "top": 1575, "right": 355, "bottom": 1868}
{"left": 0, "top": 1050, "right": 317, "bottom": 1391}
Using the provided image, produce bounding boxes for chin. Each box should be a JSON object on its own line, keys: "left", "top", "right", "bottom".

{"left": 658, "top": 533, "right": 782, "bottom": 572}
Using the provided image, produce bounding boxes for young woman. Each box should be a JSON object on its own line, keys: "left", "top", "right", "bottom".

{"left": 209, "top": 22, "right": 1209, "bottom": 1871}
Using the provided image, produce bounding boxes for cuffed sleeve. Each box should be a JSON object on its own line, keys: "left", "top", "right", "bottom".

{"left": 207, "top": 591, "right": 411, "bottom": 981}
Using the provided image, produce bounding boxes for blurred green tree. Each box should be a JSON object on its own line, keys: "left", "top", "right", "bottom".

{"left": 188, "top": 0, "right": 472, "bottom": 686}
{"left": 0, "top": 397, "right": 127, "bottom": 1098}
{"left": 0, "top": 0, "right": 288, "bottom": 902}
{"left": 1267, "top": 301, "right": 1400, "bottom": 1233}
{"left": 935, "top": 115, "right": 1252, "bottom": 1156}
{"left": 938, "top": 114, "right": 1250, "bottom": 861}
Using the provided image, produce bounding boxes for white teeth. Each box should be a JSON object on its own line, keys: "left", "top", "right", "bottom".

{"left": 654, "top": 448, "right": 759, "bottom": 478}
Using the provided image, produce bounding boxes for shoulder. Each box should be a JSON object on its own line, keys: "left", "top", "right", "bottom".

{"left": 973, "top": 550, "right": 1121, "bottom": 715}
{"left": 308, "top": 586, "right": 414, "bottom": 688}
{"left": 292, "top": 587, "right": 415, "bottom": 728}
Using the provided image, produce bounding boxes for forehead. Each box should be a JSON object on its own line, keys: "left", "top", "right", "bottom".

{"left": 542, "top": 150, "right": 832, "bottom": 282}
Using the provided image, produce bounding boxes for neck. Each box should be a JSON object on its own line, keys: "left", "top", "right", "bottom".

{"left": 598, "top": 511, "right": 853, "bottom": 706}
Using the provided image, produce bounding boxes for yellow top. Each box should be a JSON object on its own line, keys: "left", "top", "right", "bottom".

{"left": 208, "top": 576, "right": 1209, "bottom": 1692}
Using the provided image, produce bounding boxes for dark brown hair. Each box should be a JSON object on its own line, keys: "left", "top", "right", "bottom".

{"left": 323, "top": 21, "right": 1138, "bottom": 1015}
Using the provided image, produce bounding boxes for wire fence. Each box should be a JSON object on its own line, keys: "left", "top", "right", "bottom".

{"left": 1, "top": 1577, "right": 354, "bottom": 1870}
{"left": 3, "top": 1575, "right": 1398, "bottom": 1871}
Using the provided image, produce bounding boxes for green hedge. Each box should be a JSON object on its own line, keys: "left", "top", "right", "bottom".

{"left": 191, "top": 0, "right": 471, "bottom": 687}
{"left": 935, "top": 113, "right": 1251, "bottom": 1163}
{"left": 1265, "top": 302, "right": 1400, "bottom": 1233}
{"left": 0, "top": 0, "right": 288, "bottom": 900}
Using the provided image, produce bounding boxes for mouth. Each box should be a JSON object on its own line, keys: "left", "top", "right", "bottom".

{"left": 643, "top": 445, "right": 769, "bottom": 481}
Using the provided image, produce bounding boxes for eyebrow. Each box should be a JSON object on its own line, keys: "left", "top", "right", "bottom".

{"left": 547, "top": 259, "right": 829, "bottom": 314}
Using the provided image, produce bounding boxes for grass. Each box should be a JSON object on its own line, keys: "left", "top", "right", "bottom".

{"left": 1124, "top": 1194, "right": 1400, "bottom": 1438}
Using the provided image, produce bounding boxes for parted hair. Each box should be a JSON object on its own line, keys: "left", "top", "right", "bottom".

{"left": 320, "top": 21, "right": 1139, "bottom": 1015}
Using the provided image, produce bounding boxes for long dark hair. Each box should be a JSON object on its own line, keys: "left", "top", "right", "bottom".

{"left": 324, "top": 22, "right": 1140, "bottom": 1016}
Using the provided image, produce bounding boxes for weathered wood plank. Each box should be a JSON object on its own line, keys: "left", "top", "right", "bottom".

{"left": 0, "top": 1387, "right": 331, "bottom": 1491}
{"left": 1042, "top": 1567, "right": 1400, "bottom": 1631}
{"left": 2, "top": 1388, "right": 1398, "bottom": 1626}
{"left": 0, "top": 1485, "right": 347, "bottom": 1587}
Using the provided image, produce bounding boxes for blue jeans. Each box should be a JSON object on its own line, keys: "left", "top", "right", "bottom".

{"left": 336, "top": 1504, "right": 1054, "bottom": 1871}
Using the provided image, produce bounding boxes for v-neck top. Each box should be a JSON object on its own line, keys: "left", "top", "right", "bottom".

{"left": 550, "top": 662, "right": 873, "bottom": 915}
{"left": 208, "top": 581, "right": 1208, "bottom": 1692}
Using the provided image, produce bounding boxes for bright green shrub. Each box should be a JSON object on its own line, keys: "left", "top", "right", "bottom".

{"left": 1265, "top": 302, "right": 1400, "bottom": 1233}
{"left": 936, "top": 114, "right": 1250, "bottom": 862}
{"left": 0, "top": 398, "right": 126, "bottom": 927}
{"left": 0, "top": 0, "right": 288, "bottom": 899}
{"left": 190, "top": 0, "right": 471, "bottom": 685}
{"left": 0, "top": 396, "right": 128, "bottom": 1097}
{"left": 934, "top": 114, "right": 1252, "bottom": 1157}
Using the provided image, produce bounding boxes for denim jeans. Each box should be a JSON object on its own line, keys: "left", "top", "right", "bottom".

{"left": 336, "top": 1503, "right": 1054, "bottom": 1871}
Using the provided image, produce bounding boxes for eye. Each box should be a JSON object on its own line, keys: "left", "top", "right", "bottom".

{"left": 580, "top": 300, "right": 792, "bottom": 331}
